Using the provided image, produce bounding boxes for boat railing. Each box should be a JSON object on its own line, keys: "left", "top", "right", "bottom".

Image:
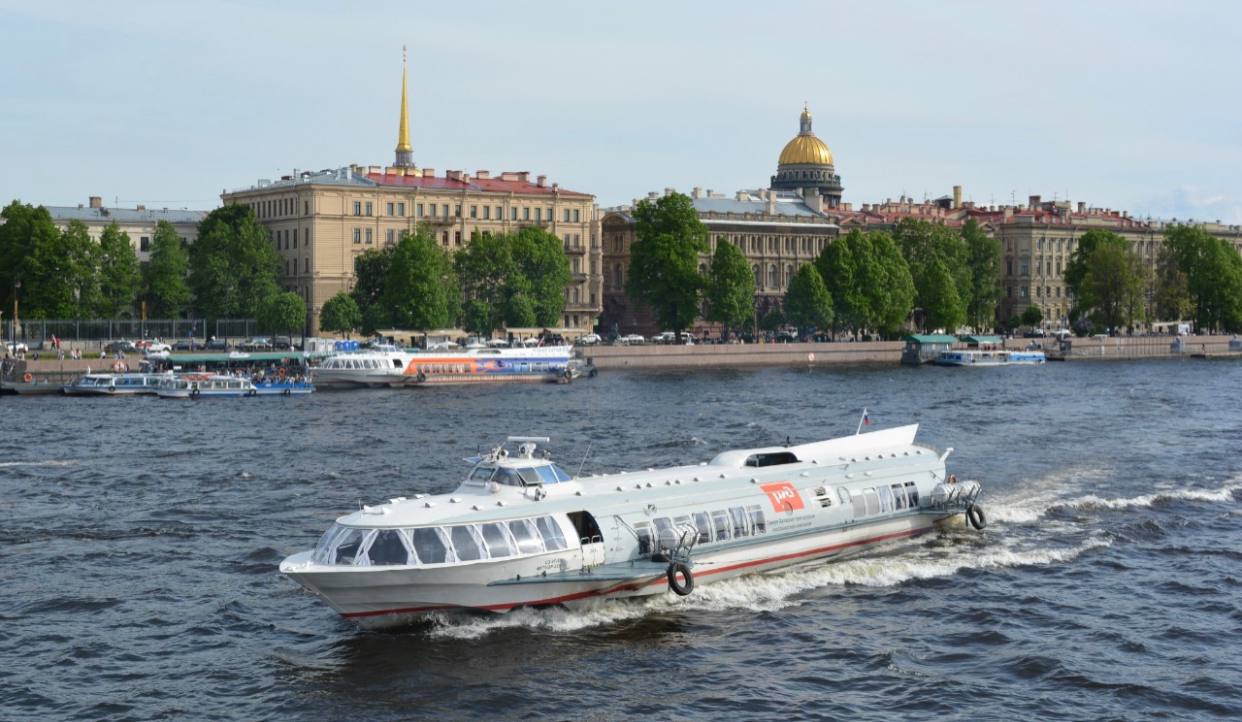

{"left": 928, "top": 480, "right": 982, "bottom": 512}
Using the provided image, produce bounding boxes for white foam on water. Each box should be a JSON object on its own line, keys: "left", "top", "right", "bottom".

{"left": 0, "top": 460, "right": 78, "bottom": 468}
{"left": 985, "top": 463, "right": 1114, "bottom": 524}
{"left": 425, "top": 536, "right": 1112, "bottom": 639}
{"left": 1054, "top": 483, "right": 1242, "bottom": 512}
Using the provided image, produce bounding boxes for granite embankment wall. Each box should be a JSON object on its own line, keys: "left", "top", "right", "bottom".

{"left": 584, "top": 335, "right": 1238, "bottom": 370}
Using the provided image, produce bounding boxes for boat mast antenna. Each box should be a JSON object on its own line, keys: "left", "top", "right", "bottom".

{"left": 855, "top": 407, "right": 870, "bottom": 435}
{"left": 576, "top": 441, "right": 593, "bottom": 477}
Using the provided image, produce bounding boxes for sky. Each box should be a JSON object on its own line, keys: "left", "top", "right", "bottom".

{"left": 1, "top": 0, "right": 1240, "bottom": 223}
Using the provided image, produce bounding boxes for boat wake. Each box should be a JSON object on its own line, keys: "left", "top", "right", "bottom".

{"left": 0, "top": 459, "right": 79, "bottom": 468}
{"left": 424, "top": 534, "right": 1113, "bottom": 640}
{"left": 989, "top": 477, "right": 1242, "bottom": 525}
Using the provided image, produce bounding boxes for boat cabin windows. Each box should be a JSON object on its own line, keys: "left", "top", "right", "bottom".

{"left": 711, "top": 510, "right": 731, "bottom": 542}
{"left": 633, "top": 522, "right": 653, "bottom": 555}
{"left": 692, "top": 512, "right": 712, "bottom": 544}
{"left": 745, "top": 451, "right": 800, "bottom": 468}
{"left": 508, "top": 518, "right": 544, "bottom": 555}
{"left": 652, "top": 517, "right": 676, "bottom": 551}
{"left": 450, "top": 525, "right": 483, "bottom": 561}
{"left": 469, "top": 463, "right": 572, "bottom": 487}
{"left": 890, "top": 483, "right": 909, "bottom": 510}
{"left": 312, "top": 515, "right": 570, "bottom": 567}
{"left": 905, "top": 481, "right": 920, "bottom": 507}
{"left": 730, "top": 507, "right": 751, "bottom": 538}
{"left": 412, "top": 527, "right": 450, "bottom": 564}
{"left": 535, "top": 516, "right": 568, "bottom": 550}
{"left": 748, "top": 505, "right": 767, "bottom": 533}
{"left": 480, "top": 522, "right": 514, "bottom": 558}
{"left": 877, "top": 485, "right": 895, "bottom": 513}
{"left": 368, "top": 529, "right": 410, "bottom": 566}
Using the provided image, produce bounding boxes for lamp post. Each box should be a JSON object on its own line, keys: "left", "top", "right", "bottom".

{"left": 12, "top": 279, "right": 20, "bottom": 349}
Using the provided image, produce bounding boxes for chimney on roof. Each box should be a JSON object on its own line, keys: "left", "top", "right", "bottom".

{"left": 735, "top": 190, "right": 747, "bottom": 201}
{"left": 475, "top": 170, "right": 490, "bottom": 180}
{"left": 552, "top": 183, "right": 559, "bottom": 191}
{"left": 423, "top": 168, "right": 435, "bottom": 178}
{"left": 1077, "top": 201, "right": 1086, "bottom": 213}
{"left": 767, "top": 190, "right": 777, "bottom": 215}
{"left": 89, "top": 196, "right": 102, "bottom": 209}
{"left": 517, "top": 172, "right": 530, "bottom": 183}
{"left": 537, "top": 175, "right": 547, "bottom": 187}
{"left": 1029, "top": 194, "right": 1041, "bottom": 209}
{"left": 953, "top": 185, "right": 962, "bottom": 209}
{"left": 692, "top": 187, "right": 702, "bottom": 199}
{"left": 665, "top": 187, "right": 675, "bottom": 197}
{"left": 136, "top": 204, "right": 145, "bottom": 211}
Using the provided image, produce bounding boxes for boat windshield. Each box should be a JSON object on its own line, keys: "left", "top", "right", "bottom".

{"left": 471, "top": 463, "right": 572, "bottom": 486}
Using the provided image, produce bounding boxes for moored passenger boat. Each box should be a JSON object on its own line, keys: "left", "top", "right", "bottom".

{"left": 157, "top": 374, "right": 258, "bottom": 399}
{"left": 280, "top": 424, "right": 985, "bottom": 626}
{"left": 934, "top": 349, "right": 1011, "bottom": 366}
{"left": 63, "top": 372, "right": 169, "bottom": 396}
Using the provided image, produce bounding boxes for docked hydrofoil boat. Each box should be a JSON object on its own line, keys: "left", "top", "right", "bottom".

{"left": 280, "top": 425, "right": 986, "bottom": 626}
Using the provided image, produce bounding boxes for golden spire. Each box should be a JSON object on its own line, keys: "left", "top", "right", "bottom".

{"left": 395, "top": 45, "right": 413, "bottom": 165}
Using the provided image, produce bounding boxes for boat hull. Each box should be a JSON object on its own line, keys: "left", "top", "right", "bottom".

{"left": 283, "top": 513, "right": 946, "bottom": 626}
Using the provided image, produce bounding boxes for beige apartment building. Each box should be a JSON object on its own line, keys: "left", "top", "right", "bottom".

{"left": 45, "top": 196, "right": 206, "bottom": 262}
{"left": 220, "top": 54, "right": 601, "bottom": 336}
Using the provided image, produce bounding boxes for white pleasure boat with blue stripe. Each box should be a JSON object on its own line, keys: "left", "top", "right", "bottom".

{"left": 280, "top": 425, "right": 986, "bottom": 626}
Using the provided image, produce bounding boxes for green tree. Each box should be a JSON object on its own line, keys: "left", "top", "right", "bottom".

{"left": 61, "top": 220, "right": 102, "bottom": 318}
{"left": 352, "top": 246, "right": 396, "bottom": 335}
{"left": 259, "top": 291, "right": 307, "bottom": 338}
{"left": 1064, "top": 228, "right": 1120, "bottom": 302}
{"left": 626, "top": 192, "right": 708, "bottom": 340}
{"left": 0, "top": 201, "right": 45, "bottom": 316}
{"left": 704, "top": 240, "right": 755, "bottom": 338}
{"left": 188, "top": 205, "right": 280, "bottom": 320}
{"left": 143, "top": 220, "right": 191, "bottom": 318}
{"left": 319, "top": 292, "right": 362, "bottom": 337}
{"left": 383, "top": 229, "right": 459, "bottom": 331}
{"left": 1152, "top": 245, "right": 1192, "bottom": 323}
{"left": 1020, "top": 305, "right": 1043, "bottom": 327}
{"left": 455, "top": 232, "right": 514, "bottom": 336}
{"left": 1163, "top": 225, "right": 1242, "bottom": 332}
{"left": 918, "top": 258, "right": 965, "bottom": 332}
{"left": 1074, "top": 234, "right": 1147, "bottom": 332}
{"left": 817, "top": 229, "right": 915, "bottom": 338}
{"left": 962, "top": 218, "right": 1001, "bottom": 330}
{"left": 783, "top": 263, "right": 833, "bottom": 334}
{"left": 760, "top": 306, "right": 786, "bottom": 331}
{"left": 510, "top": 227, "right": 571, "bottom": 328}
{"left": 503, "top": 292, "right": 537, "bottom": 328}
{"left": 96, "top": 222, "right": 141, "bottom": 318}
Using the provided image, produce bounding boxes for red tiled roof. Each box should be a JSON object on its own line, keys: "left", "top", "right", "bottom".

{"left": 365, "top": 172, "right": 591, "bottom": 198}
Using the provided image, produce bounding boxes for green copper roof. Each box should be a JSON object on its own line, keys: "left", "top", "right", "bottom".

{"left": 904, "top": 334, "right": 957, "bottom": 344}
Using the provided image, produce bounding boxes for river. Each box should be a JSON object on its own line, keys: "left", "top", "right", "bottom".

{"left": 3, "top": 358, "right": 1241, "bottom": 720}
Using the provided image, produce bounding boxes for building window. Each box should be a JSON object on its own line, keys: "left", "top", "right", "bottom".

{"left": 511, "top": 207, "right": 518, "bottom": 220}
{"left": 483, "top": 206, "right": 490, "bottom": 220}
{"left": 546, "top": 207, "right": 552, "bottom": 219}
{"left": 353, "top": 228, "right": 361, "bottom": 244}
{"left": 429, "top": 204, "right": 437, "bottom": 218}
{"left": 752, "top": 264, "right": 760, "bottom": 286}
{"left": 573, "top": 209, "right": 580, "bottom": 222}
{"left": 454, "top": 231, "right": 462, "bottom": 245}
{"left": 523, "top": 207, "right": 530, "bottom": 221}
{"left": 304, "top": 200, "right": 309, "bottom": 215}
{"left": 365, "top": 228, "right": 373, "bottom": 244}
{"left": 495, "top": 206, "right": 501, "bottom": 219}
{"left": 442, "top": 204, "right": 449, "bottom": 217}
{"left": 386, "top": 229, "right": 395, "bottom": 245}
{"left": 293, "top": 229, "right": 298, "bottom": 249}
{"left": 1020, "top": 261, "right": 1029, "bottom": 276}
{"left": 470, "top": 205, "right": 478, "bottom": 219}
{"left": 535, "top": 207, "right": 542, "bottom": 222}
{"left": 398, "top": 202, "right": 405, "bottom": 217}
{"left": 304, "top": 258, "right": 309, "bottom": 274}
{"left": 613, "top": 264, "right": 623, "bottom": 287}
{"left": 140, "top": 237, "right": 150, "bottom": 252}
{"left": 768, "top": 265, "right": 777, "bottom": 288}
{"left": 353, "top": 201, "right": 362, "bottom": 216}
{"left": 416, "top": 203, "right": 424, "bottom": 218}
{"left": 442, "top": 232, "right": 449, "bottom": 246}
{"left": 454, "top": 204, "right": 461, "bottom": 218}
{"left": 365, "top": 201, "right": 373, "bottom": 216}
{"left": 1020, "top": 287, "right": 1028, "bottom": 298}
{"left": 563, "top": 209, "right": 571, "bottom": 222}
{"left": 386, "top": 202, "right": 394, "bottom": 216}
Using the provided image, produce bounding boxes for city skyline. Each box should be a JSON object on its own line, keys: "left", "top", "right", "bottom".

{"left": 2, "top": 1, "right": 1240, "bottom": 223}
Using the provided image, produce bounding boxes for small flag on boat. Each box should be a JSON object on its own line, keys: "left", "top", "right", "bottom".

{"left": 863, "top": 410, "right": 872, "bottom": 425}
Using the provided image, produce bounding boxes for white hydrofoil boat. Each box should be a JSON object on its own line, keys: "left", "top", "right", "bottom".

{"left": 280, "top": 424, "right": 986, "bottom": 626}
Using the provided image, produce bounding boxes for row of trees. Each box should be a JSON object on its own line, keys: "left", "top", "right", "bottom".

{"left": 625, "top": 193, "right": 1003, "bottom": 339}
{"left": 1066, "top": 225, "right": 1242, "bottom": 333}
{"left": 0, "top": 201, "right": 192, "bottom": 322}
{"left": 319, "top": 226, "right": 571, "bottom": 338}
{"left": 0, "top": 200, "right": 304, "bottom": 337}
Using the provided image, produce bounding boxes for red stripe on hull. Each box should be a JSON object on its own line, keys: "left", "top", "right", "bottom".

{"left": 340, "top": 523, "right": 933, "bottom": 620}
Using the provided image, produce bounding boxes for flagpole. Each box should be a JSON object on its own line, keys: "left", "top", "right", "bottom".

{"left": 856, "top": 407, "right": 867, "bottom": 435}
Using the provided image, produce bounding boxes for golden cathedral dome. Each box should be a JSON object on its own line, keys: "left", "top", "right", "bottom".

{"left": 778, "top": 106, "right": 834, "bottom": 166}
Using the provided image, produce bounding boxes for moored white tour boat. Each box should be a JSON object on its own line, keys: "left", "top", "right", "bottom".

{"left": 63, "top": 372, "right": 170, "bottom": 396}
{"left": 934, "top": 350, "right": 1009, "bottom": 366}
{"left": 157, "top": 374, "right": 257, "bottom": 399}
{"left": 280, "top": 425, "right": 986, "bottom": 626}
{"left": 312, "top": 344, "right": 575, "bottom": 389}
{"left": 1008, "top": 350, "right": 1047, "bottom": 365}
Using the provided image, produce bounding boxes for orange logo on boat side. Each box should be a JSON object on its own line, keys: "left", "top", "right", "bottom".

{"left": 760, "top": 481, "right": 804, "bottom": 513}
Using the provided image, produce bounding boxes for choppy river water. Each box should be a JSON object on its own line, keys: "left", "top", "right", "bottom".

{"left": 3, "top": 358, "right": 1242, "bottom": 720}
